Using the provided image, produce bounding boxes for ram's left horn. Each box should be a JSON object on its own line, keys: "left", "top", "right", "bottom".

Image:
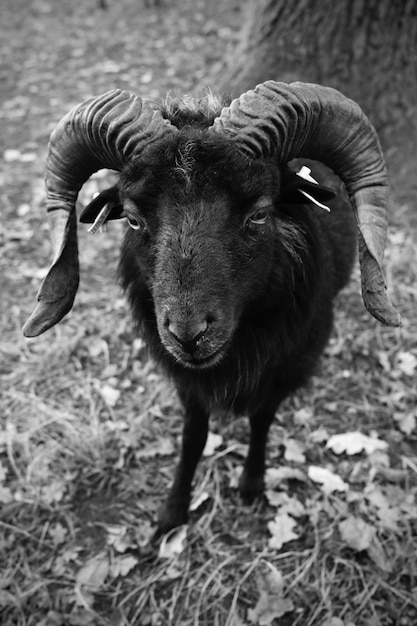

{"left": 211, "top": 81, "right": 401, "bottom": 327}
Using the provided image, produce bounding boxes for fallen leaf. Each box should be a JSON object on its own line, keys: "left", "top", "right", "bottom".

{"left": 53, "top": 547, "right": 83, "bottom": 576}
{"left": 20, "top": 152, "right": 36, "bottom": 162}
{"left": 134, "top": 519, "right": 155, "bottom": 548}
{"left": 248, "top": 565, "right": 294, "bottom": 624}
{"left": 203, "top": 432, "right": 223, "bottom": 456}
{"left": 268, "top": 513, "right": 299, "bottom": 549}
{"left": 0, "top": 486, "right": 13, "bottom": 504}
{"left": 100, "top": 383, "right": 121, "bottom": 407}
{"left": 87, "top": 337, "right": 109, "bottom": 359}
{"left": 265, "top": 491, "right": 305, "bottom": 517}
{"left": 265, "top": 490, "right": 290, "bottom": 508}
{"left": 41, "top": 479, "right": 67, "bottom": 504}
{"left": 305, "top": 500, "right": 326, "bottom": 526}
{"left": 293, "top": 407, "right": 313, "bottom": 425}
{"left": 279, "top": 497, "right": 305, "bottom": 518}
{"left": 396, "top": 351, "right": 417, "bottom": 376}
{"left": 365, "top": 486, "right": 400, "bottom": 531}
{"left": 48, "top": 523, "right": 68, "bottom": 546}
{"left": 76, "top": 552, "right": 110, "bottom": 591}
{"left": 106, "top": 525, "right": 134, "bottom": 553}
{"left": 326, "top": 432, "right": 388, "bottom": 456}
{"left": 158, "top": 525, "right": 188, "bottom": 559}
{"left": 265, "top": 467, "right": 307, "bottom": 489}
{"left": 135, "top": 437, "right": 175, "bottom": 459}
{"left": 310, "top": 427, "right": 329, "bottom": 443}
{"left": 4, "top": 149, "right": 21, "bottom": 162}
{"left": 110, "top": 555, "right": 138, "bottom": 578}
{"left": 17, "top": 203, "right": 31, "bottom": 217}
{"left": 101, "top": 60, "right": 122, "bottom": 74}
{"left": 141, "top": 70, "right": 153, "bottom": 83}
{"left": 369, "top": 449, "right": 390, "bottom": 469}
{"left": 393, "top": 410, "right": 416, "bottom": 435}
{"left": 338, "top": 516, "right": 375, "bottom": 551}
{"left": 308, "top": 466, "right": 349, "bottom": 494}
{"left": 283, "top": 439, "right": 306, "bottom": 464}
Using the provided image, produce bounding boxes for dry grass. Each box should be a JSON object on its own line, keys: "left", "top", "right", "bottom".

{"left": 1, "top": 1, "right": 417, "bottom": 625}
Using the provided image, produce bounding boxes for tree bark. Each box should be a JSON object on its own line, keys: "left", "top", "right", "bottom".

{"left": 218, "top": 0, "right": 417, "bottom": 194}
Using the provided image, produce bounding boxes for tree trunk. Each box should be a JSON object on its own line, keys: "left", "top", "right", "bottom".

{"left": 218, "top": 0, "right": 417, "bottom": 197}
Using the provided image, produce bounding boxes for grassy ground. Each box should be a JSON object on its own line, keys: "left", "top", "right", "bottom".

{"left": 1, "top": 1, "right": 417, "bottom": 625}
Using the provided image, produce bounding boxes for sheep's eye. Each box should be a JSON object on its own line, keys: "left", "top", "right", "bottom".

{"left": 248, "top": 209, "right": 269, "bottom": 226}
{"left": 127, "top": 216, "right": 145, "bottom": 231}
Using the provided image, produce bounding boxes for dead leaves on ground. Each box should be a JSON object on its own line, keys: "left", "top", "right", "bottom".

{"left": 248, "top": 564, "right": 294, "bottom": 624}
{"left": 264, "top": 428, "right": 416, "bottom": 553}
{"left": 1, "top": 383, "right": 416, "bottom": 625}
{"left": 60, "top": 424, "right": 416, "bottom": 624}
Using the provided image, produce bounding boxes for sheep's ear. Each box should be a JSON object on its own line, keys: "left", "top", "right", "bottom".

{"left": 281, "top": 161, "right": 337, "bottom": 211}
{"left": 80, "top": 186, "right": 124, "bottom": 224}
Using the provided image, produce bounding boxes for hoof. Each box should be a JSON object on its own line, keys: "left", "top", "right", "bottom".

{"left": 157, "top": 499, "right": 189, "bottom": 535}
{"left": 239, "top": 472, "right": 264, "bottom": 504}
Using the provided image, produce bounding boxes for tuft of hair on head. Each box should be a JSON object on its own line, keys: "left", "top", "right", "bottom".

{"left": 158, "top": 89, "right": 226, "bottom": 129}
{"left": 174, "top": 140, "right": 196, "bottom": 187}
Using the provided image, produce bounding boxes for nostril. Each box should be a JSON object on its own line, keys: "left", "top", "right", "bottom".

{"left": 167, "top": 317, "right": 210, "bottom": 353}
{"left": 206, "top": 313, "right": 216, "bottom": 326}
{"left": 193, "top": 319, "right": 209, "bottom": 338}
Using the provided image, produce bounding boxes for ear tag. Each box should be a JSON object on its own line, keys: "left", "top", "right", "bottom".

{"left": 296, "top": 166, "right": 331, "bottom": 212}
{"left": 296, "top": 165, "right": 319, "bottom": 185}
{"left": 88, "top": 204, "right": 113, "bottom": 235}
{"left": 299, "top": 190, "right": 331, "bottom": 212}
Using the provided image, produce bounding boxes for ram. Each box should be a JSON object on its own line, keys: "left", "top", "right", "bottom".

{"left": 23, "top": 81, "right": 400, "bottom": 533}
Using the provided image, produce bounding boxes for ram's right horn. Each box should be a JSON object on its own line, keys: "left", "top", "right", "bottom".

{"left": 23, "top": 90, "right": 178, "bottom": 337}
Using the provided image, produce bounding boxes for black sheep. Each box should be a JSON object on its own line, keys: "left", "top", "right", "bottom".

{"left": 23, "top": 82, "right": 400, "bottom": 533}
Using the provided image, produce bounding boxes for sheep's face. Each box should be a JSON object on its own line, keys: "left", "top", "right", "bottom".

{"left": 118, "top": 133, "right": 280, "bottom": 369}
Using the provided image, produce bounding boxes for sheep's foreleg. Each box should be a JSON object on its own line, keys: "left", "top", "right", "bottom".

{"left": 157, "top": 392, "right": 209, "bottom": 533}
{"left": 239, "top": 399, "right": 281, "bottom": 503}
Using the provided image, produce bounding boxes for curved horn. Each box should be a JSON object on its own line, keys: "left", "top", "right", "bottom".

{"left": 23, "top": 90, "right": 177, "bottom": 337}
{"left": 210, "top": 81, "right": 401, "bottom": 327}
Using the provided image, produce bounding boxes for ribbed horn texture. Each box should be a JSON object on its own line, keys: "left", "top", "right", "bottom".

{"left": 211, "top": 81, "right": 400, "bottom": 327}
{"left": 23, "top": 90, "right": 177, "bottom": 337}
